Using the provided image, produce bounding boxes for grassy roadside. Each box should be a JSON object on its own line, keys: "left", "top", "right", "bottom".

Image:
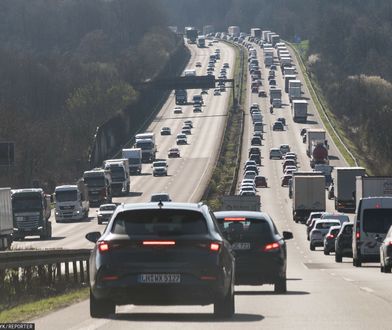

{"left": 289, "top": 41, "right": 359, "bottom": 168}
{"left": 0, "top": 287, "right": 89, "bottom": 323}
{"left": 203, "top": 42, "right": 247, "bottom": 210}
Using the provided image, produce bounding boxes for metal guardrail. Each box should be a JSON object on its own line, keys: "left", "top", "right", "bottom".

{"left": 288, "top": 42, "right": 358, "bottom": 166}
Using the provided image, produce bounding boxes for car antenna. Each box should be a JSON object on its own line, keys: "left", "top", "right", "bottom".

{"left": 158, "top": 200, "right": 164, "bottom": 209}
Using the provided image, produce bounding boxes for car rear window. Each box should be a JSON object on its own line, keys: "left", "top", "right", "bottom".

{"left": 111, "top": 209, "right": 208, "bottom": 236}
{"left": 316, "top": 222, "right": 340, "bottom": 229}
{"left": 363, "top": 209, "right": 392, "bottom": 233}
{"left": 216, "top": 217, "right": 274, "bottom": 241}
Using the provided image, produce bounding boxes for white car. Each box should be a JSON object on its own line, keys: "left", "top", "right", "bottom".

{"left": 239, "top": 186, "right": 256, "bottom": 196}
{"left": 284, "top": 165, "right": 297, "bottom": 174}
{"left": 173, "top": 107, "right": 183, "bottom": 114}
{"left": 96, "top": 204, "right": 117, "bottom": 224}
{"left": 244, "top": 160, "right": 257, "bottom": 169}
{"left": 309, "top": 219, "right": 342, "bottom": 250}
{"left": 320, "top": 212, "right": 350, "bottom": 225}
{"left": 244, "top": 170, "right": 257, "bottom": 180}
{"left": 184, "top": 120, "right": 193, "bottom": 128}
{"left": 152, "top": 160, "right": 168, "bottom": 176}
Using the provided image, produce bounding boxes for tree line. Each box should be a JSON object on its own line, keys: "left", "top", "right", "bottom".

{"left": 0, "top": 0, "right": 179, "bottom": 190}
{"left": 163, "top": 0, "right": 392, "bottom": 174}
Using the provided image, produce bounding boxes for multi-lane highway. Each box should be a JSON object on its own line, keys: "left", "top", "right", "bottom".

{"left": 12, "top": 41, "right": 236, "bottom": 250}
{"left": 26, "top": 38, "right": 392, "bottom": 329}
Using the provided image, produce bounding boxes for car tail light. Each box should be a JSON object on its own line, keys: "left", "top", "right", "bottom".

{"left": 200, "top": 275, "right": 217, "bottom": 280}
{"left": 388, "top": 241, "right": 392, "bottom": 246}
{"left": 143, "top": 241, "right": 176, "bottom": 246}
{"left": 356, "top": 223, "right": 360, "bottom": 240}
{"left": 263, "top": 242, "right": 280, "bottom": 252}
{"left": 98, "top": 241, "right": 110, "bottom": 252}
{"left": 102, "top": 275, "right": 119, "bottom": 281}
{"left": 326, "top": 234, "right": 335, "bottom": 239}
{"left": 210, "top": 242, "right": 221, "bottom": 252}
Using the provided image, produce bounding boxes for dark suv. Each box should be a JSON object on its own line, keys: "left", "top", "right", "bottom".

{"left": 86, "top": 202, "right": 235, "bottom": 318}
{"left": 214, "top": 211, "right": 293, "bottom": 293}
{"left": 335, "top": 222, "right": 354, "bottom": 262}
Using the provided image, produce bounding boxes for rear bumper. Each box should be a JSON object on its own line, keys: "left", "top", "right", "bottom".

{"left": 92, "top": 273, "right": 226, "bottom": 306}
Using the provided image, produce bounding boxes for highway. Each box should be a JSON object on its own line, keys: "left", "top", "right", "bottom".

{"left": 12, "top": 41, "right": 236, "bottom": 250}
{"left": 27, "top": 39, "right": 392, "bottom": 329}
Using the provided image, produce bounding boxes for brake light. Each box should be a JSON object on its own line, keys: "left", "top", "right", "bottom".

{"left": 200, "top": 275, "right": 217, "bottom": 280}
{"left": 388, "top": 241, "right": 392, "bottom": 246}
{"left": 210, "top": 242, "right": 221, "bottom": 252}
{"left": 143, "top": 241, "right": 176, "bottom": 246}
{"left": 263, "top": 242, "right": 280, "bottom": 252}
{"left": 98, "top": 241, "right": 110, "bottom": 252}
{"left": 102, "top": 275, "right": 118, "bottom": 281}
{"left": 224, "top": 217, "right": 246, "bottom": 221}
{"left": 356, "top": 232, "right": 360, "bottom": 239}
{"left": 375, "top": 203, "right": 381, "bottom": 208}
{"left": 326, "top": 234, "right": 335, "bottom": 239}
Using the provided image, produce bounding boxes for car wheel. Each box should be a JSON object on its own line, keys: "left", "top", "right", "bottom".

{"left": 90, "top": 289, "right": 115, "bottom": 318}
{"left": 324, "top": 249, "right": 329, "bottom": 255}
{"left": 353, "top": 257, "right": 362, "bottom": 267}
{"left": 214, "top": 283, "right": 235, "bottom": 318}
{"left": 274, "top": 275, "right": 287, "bottom": 293}
{"left": 381, "top": 265, "right": 385, "bottom": 273}
{"left": 310, "top": 243, "right": 315, "bottom": 251}
{"left": 335, "top": 253, "right": 342, "bottom": 263}
{"left": 385, "top": 265, "right": 392, "bottom": 273}
{"left": 98, "top": 220, "right": 102, "bottom": 225}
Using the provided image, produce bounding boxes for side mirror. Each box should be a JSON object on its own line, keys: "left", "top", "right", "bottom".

{"left": 282, "top": 231, "right": 293, "bottom": 240}
{"left": 86, "top": 231, "right": 101, "bottom": 243}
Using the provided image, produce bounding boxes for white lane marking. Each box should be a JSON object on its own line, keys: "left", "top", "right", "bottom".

{"left": 360, "top": 287, "right": 374, "bottom": 293}
{"left": 330, "top": 272, "right": 336, "bottom": 276}
{"left": 343, "top": 277, "right": 354, "bottom": 282}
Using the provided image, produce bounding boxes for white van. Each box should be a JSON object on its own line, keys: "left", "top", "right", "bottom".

{"left": 353, "top": 197, "right": 392, "bottom": 267}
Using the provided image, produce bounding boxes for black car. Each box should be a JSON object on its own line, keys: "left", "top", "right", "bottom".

{"left": 272, "top": 121, "right": 284, "bottom": 131}
{"left": 249, "top": 153, "right": 261, "bottom": 165}
{"left": 214, "top": 211, "right": 293, "bottom": 293}
{"left": 335, "top": 222, "right": 354, "bottom": 262}
{"left": 251, "top": 136, "right": 262, "bottom": 146}
{"left": 249, "top": 147, "right": 261, "bottom": 157}
{"left": 380, "top": 225, "right": 392, "bottom": 273}
{"left": 86, "top": 202, "right": 235, "bottom": 318}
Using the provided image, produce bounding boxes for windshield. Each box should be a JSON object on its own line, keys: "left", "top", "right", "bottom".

{"left": 153, "top": 162, "right": 166, "bottom": 167}
{"left": 12, "top": 197, "right": 42, "bottom": 211}
{"left": 55, "top": 190, "right": 77, "bottom": 202}
{"left": 135, "top": 141, "right": 153, "bottom": 150}
{"left": 84, "top": 177, "right": 105, "bottom": 187}
{"left": 109, "top": 167, "right": 125, "bottom": 179}
{"left": 216, "top": 218, "right": 274, "bottom": 242}
{"left": 363, "top": 209, "right": 392, "bottom": 233}
{"left": 111, "top": 209, "right": 207, "bottom": 236}
{"left": 100, "top": 205, "right": 116, "bottom": 211}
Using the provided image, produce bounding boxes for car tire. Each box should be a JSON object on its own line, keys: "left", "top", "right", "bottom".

{"left": 98, "top": 220, "right": 102, "bottom": 225}
{"left": 274, "top": 275, "right": 287, "bottom": 294}
{"left": 310, "top": 243, "right": 315, "bottom": 251}
{"left": 385, "top": 265, "right": 392, "bottom": 273}
{"left": 380, "top": 265, "right": 385, "bottom": 273}
{"left": 90, "top": 290, "right": 115, "bottom": 318}
{"left": 353, "top": 257, "right": 362, "bottom": 267}
{"left": 335, "top": 253, "right": 342, "bottom": 263}
{"left": 214, "top": 284, "right": 235, "bottom": 318}
{"left": 324, "top": 249, "right": 329, "bottom": 255}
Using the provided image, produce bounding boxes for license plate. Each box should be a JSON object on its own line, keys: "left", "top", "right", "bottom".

{"left": 138, "top": 274, "right": 181, "bottom": 284}
{"left": 232, "top": 242, "right": 251, "bottom": 250}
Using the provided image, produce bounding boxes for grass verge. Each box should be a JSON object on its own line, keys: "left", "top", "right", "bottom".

{"left": 0, "top": 287, "right": 89, "bottom": 323}
{"left": 203, "top": 42, "right": 247, "bottom": 210}
{"left": 289, "top": 41, "right": 358, "bottom": 167}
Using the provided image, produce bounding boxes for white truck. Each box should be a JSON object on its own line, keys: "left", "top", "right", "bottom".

{"left": 332, "top": 167, "right": 366, "bottom": 212}
{"left": 103, "top": 158, "right": 130, "bottom": 196}
{"left": 306, "top": 129, "right": 326, "bottom": 156}
{"left": 0, "top": 188, "right": 13, "bottom": 250}
{"left": 292, "top": 174, "right": 326, "bottom": 223}
{"left": 288, "top": 80, "right": 302, "bottom": 101}
{"left": 250, "top": 28, "right": 262, "bottom": 39}
{"left": 262, "top": 30, "right": 271, "bottom": 42}
{"left": 263, "top": 47, "right": 274, "bottom": 67}
{"left": 283, "top": 66, "right": 296, "bottom": 76}
{"left": 122, "top": 148, "right": 142, "bottom": 174}
{"left": 134, "top": 132, "right": 157, "bottom": 163}
{"left": 355, "top": 176, "right": 392, "bottom": 210}
{"left": 292, "top": 100, "right": 308, "bottom": 122}
{"left": 54, "top": 181, "right": 89, "bottom": 222}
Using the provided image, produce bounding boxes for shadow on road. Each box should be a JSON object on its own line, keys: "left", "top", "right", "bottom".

{"left": 235, "top": 290, "right": 309, "bottom": 296}
{"left": 128, "top": 192, "right": 143, "bottom": 197}
{"left": 305, "top": 120, "right": 318, "bottom": 125}
{"left": 114, "top": 312, "right": 263, "bottom": 323}
{"left": 328, "top": 155, "right": 339, "bottom": 160}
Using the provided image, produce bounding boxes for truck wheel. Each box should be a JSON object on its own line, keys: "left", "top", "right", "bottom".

{"left": 353, "top": 258, "right": 362, "bottom": 267}
{"left": 324, "top": 249, "right": 329, "bottom": 255}
{"left": 274, "top": 275, "right": 287, "bottom": 293}
{"left": 213, "top": 283, "right": 235, "bottom": 318}
{"left": 310, "top": 243, "right": 315, "bottom": 251}
{"left": 90, "top": 290, "right": 115, "bottom": 318}
{"left": 335, "top": 253, "right": 342, "bottom": 263}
